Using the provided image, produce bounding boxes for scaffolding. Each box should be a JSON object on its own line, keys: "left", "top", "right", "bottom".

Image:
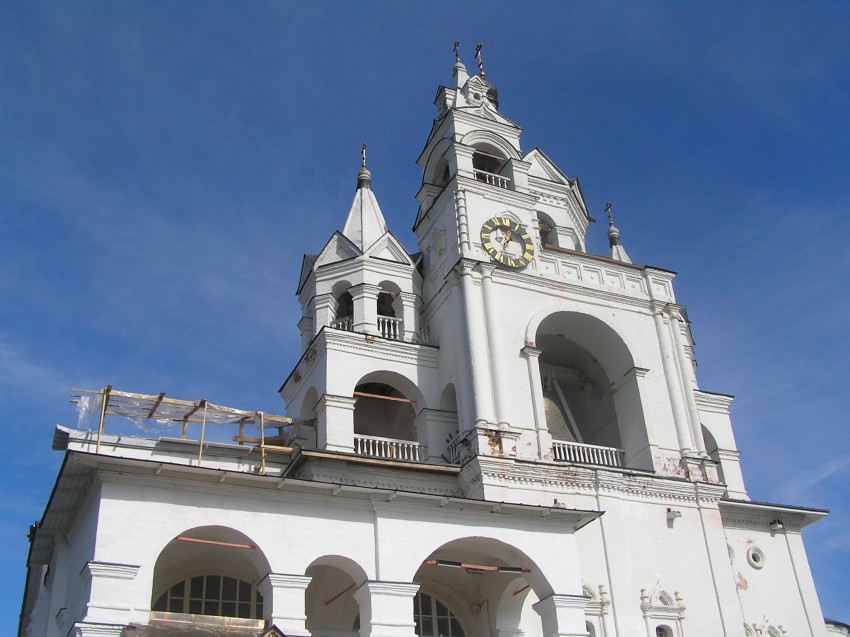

{"left": 71, "top": 387, "right": 299, "bottom": 473}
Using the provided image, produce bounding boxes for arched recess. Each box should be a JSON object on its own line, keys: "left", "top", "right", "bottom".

{"left": 413, "top": 537, "right": 556, "bottom": 637}
{"left": 701, "top": 425, "right": 726, "bottom": 484}
{"left": 537, "top": 211, "right": 558, "bottom": 247}
{"left": 305, "top": 555, "right": 368, "bottom": 637}
{"left": 530, "top": 309, "right": 651, "bottom": 470}
{"left": 352, "top": 370, "right": 425, "bottom": 442}
{"left": 422, "top": 138, "right": 454, "bottom": 187}
{"left": 151, "top": 526, "right": 270, "bottom": 619}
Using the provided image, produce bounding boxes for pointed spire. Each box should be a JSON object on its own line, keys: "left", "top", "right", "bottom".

{"left": 342, "top": 144, "right": 388, "bottom": 251}
{"left": 605, "top": 202, "right": 632, "bottom": 263}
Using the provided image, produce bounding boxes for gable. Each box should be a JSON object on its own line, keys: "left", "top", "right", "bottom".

{"left": 314, "top": 231, "right": 362, "bottom": 268}
{"left": 363, "top": 231, "right": 413, "bottom": 265}
{"left": 524, "top": 148, "right": 568, "bottom": 184}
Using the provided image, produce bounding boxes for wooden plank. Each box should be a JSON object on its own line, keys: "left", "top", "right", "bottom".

{"left": 146, "top": 393, "right": 166, "bottom": 419}
{"left": 353, "top": 391, "right": 416, "bottom": 404}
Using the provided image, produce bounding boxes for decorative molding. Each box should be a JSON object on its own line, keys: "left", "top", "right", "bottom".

{"left": 80, "top": 561, "right": 140, "bottom": 581}
{"left": 71, "top": 623, "right": 127, "bottom": 637}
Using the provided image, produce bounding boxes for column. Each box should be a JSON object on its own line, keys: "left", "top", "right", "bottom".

{"left": 651, "top": 303, "right": 694, "bottom": 454}
{"left": 315, "top": 395, "right": 356, "bottom": 452}
{"left": 399, "top": 291, "right": 419, "bottom": 342}
{"left": 350, "top": 283, "right": 381, "bottom": 335}
{"left": 667, "top": 307, "right": 707, "bottom": 455}
{"left": 480, "top": 264, "right": 509, "bottom": 426}
{"left": 354, "top": 581, "right": 419, "bottom": 637}
{"left": 533, "top": 594, "right": 589, "bottom": 637}
{"left": 522, "top": 345, "right": 552, "bottom": 459}
{"left": 448, "top": 273, "right": 475, "bottom": 432}
{"left": 455, "top": 188, "right": 471, "bottom": 252}
{"left": 457, "top": 261, "right": 495, "bottom": 426}
{"left": 257, "top": 573, "right": 312, "bottom": 637}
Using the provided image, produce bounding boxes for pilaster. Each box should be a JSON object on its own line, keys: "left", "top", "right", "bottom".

{"left": 315, "top": 394, "right": 357, "bottom": 453}
{"left": 79, "top": 561, "right": 143, "bottom": 626}
{"left": 313, "top": 293, "right": 337, "bottom": 336}
{"left": 354, "top": 580, "right": 420, "bottom": 637}
{"left": 399, "top": 291, "right": 419, "bottom": 342}
{"left": 351, "top": 283, "right": 381, "bottom": 335}
{"left": 667, "top": 306, "right": 707, "bottom": 455}
{"left": 257, "top": 573, "right": 312, "bottom": 637}
{"left": 533, "top": 594, "right": 589, "bottom": 637}
{"left": 479, "top": 264, "right": 509, "bottom": 426}
{"left": 522, "top": 345, "right": 552, "bottom": 460}
{"left": 651, "top": 303, "right": 695, "bottom": 455}
{"left": 456, "top": 261, "right": 496, "bottom": 426}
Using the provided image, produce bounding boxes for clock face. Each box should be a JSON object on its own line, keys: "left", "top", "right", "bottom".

{"left": 480, "top": 216, "right": 535, "bottom": 269}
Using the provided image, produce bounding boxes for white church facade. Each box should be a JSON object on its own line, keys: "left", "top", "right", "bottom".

{"left": 19, "top": 50, "right": 838, "bottom": 637}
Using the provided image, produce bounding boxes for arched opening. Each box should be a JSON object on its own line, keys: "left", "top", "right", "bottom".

{"left": 377, "top": 280, "right": 403, "bottom": 340}
{"left": 656, "top": 626, "right": 673, "bottom": 637}
{"left": 586, "top": 621, "right": 597, "bottom": 637}
{"left": 538, "top": 336, "right": 622, "bottom": 449}
{"left": 537, "top": 212, "right": 558, "bottom": 247}
{"left": 305, "top": 555, "right": 367, "bottom": 637}
{"left": 151, "top": 526, "right": 269, "bottom": 621}
{"left": 533, "top": 311, "right": 651, "bottom": 469}
{"left": 332, "top": 281, "right": 354, "bottom": 331}
{"left": 472, "top": 144, "right": 510, "bottom": 189}
{"left": 354, "top": 382, "right": 416, "bottom": 441}
{"left": 414, "top": 537, "right": 555, "bottom": 637}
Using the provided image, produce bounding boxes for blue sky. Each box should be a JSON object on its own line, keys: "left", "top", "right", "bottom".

{"left": 2, "top": 1, "right": 848, "bottom": 631}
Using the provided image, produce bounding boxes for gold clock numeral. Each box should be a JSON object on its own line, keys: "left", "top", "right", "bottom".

{"left": 523, "top": 252, "right": 533, "bottom": 260}
{"left": 507, "top": 258, "right": 516, "bottom": 267}
{"left": 502, "top": 217, "right": 511, "bottom": 226}
{"left": 484, "top": 242, "right": 494, "bottom": 250}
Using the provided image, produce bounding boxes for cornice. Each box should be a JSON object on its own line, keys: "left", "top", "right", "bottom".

{"left": 694, "top": 390, "right": 734, "bottom": 413}
{"left": 324, "top": 329, "right": 440, "bottom": 367}
{"left": 469, "top": 457, "right": 724, "bottom": 505}
{"left": 81, "top": 561, "right": 140, "bottom": 581}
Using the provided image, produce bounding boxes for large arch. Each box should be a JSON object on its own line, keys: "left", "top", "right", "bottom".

{"left": 527, "top": 308, "right": 652, "bottom": 469}
{"left": 151, "top": 525, "right": 271, "bottom": 619}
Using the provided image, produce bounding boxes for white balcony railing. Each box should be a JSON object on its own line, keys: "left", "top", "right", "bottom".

{"left": 552, "top": 440, "right": 624, "bottom": 468}
{"left": 331, "top": 317, "right": 353, "bottom": 331}
{"left": 377, "top": 316, "right": 403, "bottom": 340}
{"left": 354, "top": 434, "right": 424, "bottom": 462}
{"left": 474, "top": 169, "right": 511, "bottom": 189}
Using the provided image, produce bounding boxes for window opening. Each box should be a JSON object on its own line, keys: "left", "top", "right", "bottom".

{"left": 414, "top": 591, "right": 465, "bottom": 637}
{"left": 472, "top": 150, "right": 503, "bottom": 176}
{"left": 377, "top": 291, "right": 396, "bottom": 317}
{"left": 152, "top": 575, "right": 263, "bottom": 619}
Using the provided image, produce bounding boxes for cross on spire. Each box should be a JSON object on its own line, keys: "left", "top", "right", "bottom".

{"left": 454, "top": 41, "right": 461, "bottom": 63}
{"left": 361, "top": 143, "right": 367, "bottom": 169}
{"left": 605, "top": 202, "right": 614, "bottom": 226}
{"left": 475, "top": 43, "right": 486, "bottom": 78}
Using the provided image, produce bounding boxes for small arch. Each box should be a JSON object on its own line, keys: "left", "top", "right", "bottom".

{"left": 299, "top": 387, "right": 319, "bottom": 421}
{"left": 702, "top": 425, "right": 726, "bottom": 484}
{"left": 305, "top": 555, "right": 368, "bottom": 637}
{"left": 460, "top": 131, "right": 521, "bottom": 161}
{"left": 655, "top": 626, "right": 674, "bottom": 637}
{"left": 440, "top": 384, "right": 458, "bottom": 412}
